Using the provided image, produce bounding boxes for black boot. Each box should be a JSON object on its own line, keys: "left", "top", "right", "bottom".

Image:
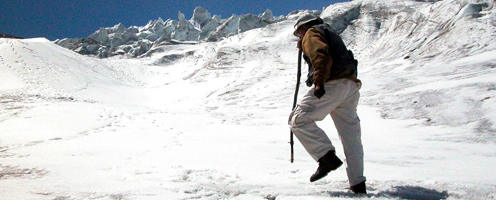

{"left": 350, "top": 181, "right": 367, "bottom": 194}
{"left": 309, "top": 150, "right": 343, "bottom": 182}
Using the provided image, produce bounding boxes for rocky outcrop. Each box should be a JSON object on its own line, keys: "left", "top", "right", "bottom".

{"left": 0, "top": 33, "right": 24, "bottom": 39}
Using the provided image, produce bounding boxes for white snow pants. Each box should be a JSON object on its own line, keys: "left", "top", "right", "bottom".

{"left": 288, "top": 79, "right": 366, "bottom": 186}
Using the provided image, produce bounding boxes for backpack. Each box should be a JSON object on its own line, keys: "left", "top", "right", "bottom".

{"left": 303, "top": 23, "right": 358, "bottom": 87}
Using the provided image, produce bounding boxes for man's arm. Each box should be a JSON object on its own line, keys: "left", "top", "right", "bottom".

{"left": 301, "top": 28, "right": 333, "bottom": 87}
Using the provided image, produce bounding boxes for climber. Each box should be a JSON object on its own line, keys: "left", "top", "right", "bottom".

{"left": 288, "top": 14, "right": 366, "bottom": 194}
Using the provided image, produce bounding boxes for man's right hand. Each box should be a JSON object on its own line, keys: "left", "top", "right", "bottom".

{"left": 314, "top": 84, "right": 326, "bottom": 99}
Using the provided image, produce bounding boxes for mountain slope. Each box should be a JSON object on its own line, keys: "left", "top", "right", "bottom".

{"left": 329, "top": 0, "right": 496, "bottom": 141}
{"left": 0, "top": 0, "right": 496, "bottom": 199}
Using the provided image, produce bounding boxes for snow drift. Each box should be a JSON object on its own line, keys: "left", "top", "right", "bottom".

{"left": 1, "top": 0, "right": 496, "bottom": 199}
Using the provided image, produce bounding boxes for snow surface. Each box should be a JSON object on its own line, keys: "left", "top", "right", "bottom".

{"left": 1, "top": 0, "right": 496, "bottom": 199}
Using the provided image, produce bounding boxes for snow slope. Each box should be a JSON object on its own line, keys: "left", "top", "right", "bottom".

{"left": 327, "top": 0, "right": 496, "bottom": 142}
{"left": 1, "top": 0, "right": 496, "bottom": 199}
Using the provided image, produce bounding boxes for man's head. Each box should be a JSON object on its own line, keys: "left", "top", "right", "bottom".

{"left": 294, "top": 14, "right": 324, "bottom": 38}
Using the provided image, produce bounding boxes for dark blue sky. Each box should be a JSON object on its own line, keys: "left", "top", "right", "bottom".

{"left": 0, "top": 0, "right": 349, "bottom": 40}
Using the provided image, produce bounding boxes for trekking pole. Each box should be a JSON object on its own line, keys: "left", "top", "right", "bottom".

{"left": 290, "top": 49, "right": 302, "bottom": 163}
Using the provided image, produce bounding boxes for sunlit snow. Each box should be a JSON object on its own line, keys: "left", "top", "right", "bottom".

{"left": 1, "top": 0, "right": 495, "bottom": 199}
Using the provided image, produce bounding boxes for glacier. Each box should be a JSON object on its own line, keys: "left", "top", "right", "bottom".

{"left": 1, "top": 0, "right": 496, "bottom": 199}
{"left": 54, "top": 7, "right": 288, "bottom": 58}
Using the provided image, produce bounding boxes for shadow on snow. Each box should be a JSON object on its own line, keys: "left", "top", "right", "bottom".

{"left": 327, "top": 185, "right": 449, "bottom": 200}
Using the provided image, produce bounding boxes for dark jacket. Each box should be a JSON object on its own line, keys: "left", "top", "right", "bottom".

{"left": 301, "top": 24, "right": 358, "bottom": 87}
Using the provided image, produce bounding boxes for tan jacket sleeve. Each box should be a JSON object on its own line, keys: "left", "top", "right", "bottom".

{"left": 301, "top": 28, "right": 333, "bottom": 86}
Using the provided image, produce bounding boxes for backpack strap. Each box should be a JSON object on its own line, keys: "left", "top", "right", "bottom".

{"left": 311, "top": 24, "right": 358, "bottom": 79}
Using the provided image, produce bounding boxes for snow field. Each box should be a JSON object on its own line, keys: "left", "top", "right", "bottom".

{"left": 1, "top": 0, "right": 496, "bottom": 199}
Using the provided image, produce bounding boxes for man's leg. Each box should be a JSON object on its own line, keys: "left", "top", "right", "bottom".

{"left": 330, "top": 80, "right": 366, "bottom": 186}
{"left": 288, "top": 80, "right": 347, "bottom": 161}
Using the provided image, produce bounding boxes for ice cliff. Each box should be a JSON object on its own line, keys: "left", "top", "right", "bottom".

{"left": 55, "top": 7, "right": 284, "bottom": 58}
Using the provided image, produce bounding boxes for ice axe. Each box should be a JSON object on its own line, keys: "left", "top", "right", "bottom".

{"left": 290, "top": 48, "right": 302, "bottom": 163}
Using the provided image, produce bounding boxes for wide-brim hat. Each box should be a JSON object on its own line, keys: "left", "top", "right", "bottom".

{"left": 293, "top": 14, "right": 323, "bottom": 36}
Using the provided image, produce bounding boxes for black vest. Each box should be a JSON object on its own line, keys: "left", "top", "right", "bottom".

{"left": 303, "top": 23, "right": 358, "bottom": 87}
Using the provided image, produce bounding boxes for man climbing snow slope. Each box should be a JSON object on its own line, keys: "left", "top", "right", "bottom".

{"left": 288, "top": 14, "right": 366, "bottom": 194}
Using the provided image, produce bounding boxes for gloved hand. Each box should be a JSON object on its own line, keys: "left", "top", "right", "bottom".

{"left": 355, "top": 79, "right": 362, "bottom": 89}
{"left": 314, "top": 84, "right": 325, "bottom": 99}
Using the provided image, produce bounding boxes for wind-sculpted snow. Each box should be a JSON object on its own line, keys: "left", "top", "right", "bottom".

{"left": 55, "top": 7, "right": 283, "bottom": 58}
{"left": 316, "top": 0, "right": 496, "bottom": 140}
{"left": 1, "top": 0, "right": 496, "bottom": 199}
